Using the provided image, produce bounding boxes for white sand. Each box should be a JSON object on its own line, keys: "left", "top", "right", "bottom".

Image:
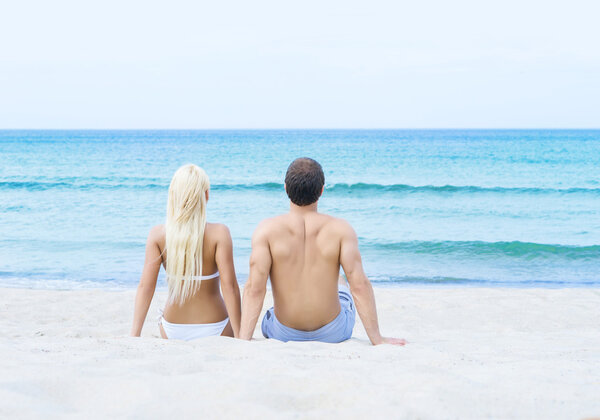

{"left": 1, "top": 286, "right": 599, "bottom": 419}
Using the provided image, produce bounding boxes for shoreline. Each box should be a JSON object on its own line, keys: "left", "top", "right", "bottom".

{"left": 1, "top": 287, "right": 599, "bottom": 418}
{"left": 2, "top": 281, "right": 599, "bottom": 292}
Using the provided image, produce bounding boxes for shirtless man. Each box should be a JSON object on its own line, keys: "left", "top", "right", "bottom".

{"left": 239, "top": 158, "right": 406, "bottom": 345}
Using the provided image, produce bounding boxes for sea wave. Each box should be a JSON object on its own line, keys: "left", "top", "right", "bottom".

{"left": 0, "top": 181, "right": 167, "bottom": 191}
{"left": 325, "top": 183, "right": 600, "bottom": 195}
{"left": 0, "top": 272, "right": 596, "bottom": 289}
{"left": 2, "top": 180, "right": 600, "bottom": 195}
{"left": 367, "top": 275, "right": 599, "bottom": 286}
{"left": 365, "top": 240, "right": 600, "bottom": 259}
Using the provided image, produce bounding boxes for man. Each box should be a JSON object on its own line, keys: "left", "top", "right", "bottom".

{"left": 239, "top": 157, "right": 406, "bottom": 345}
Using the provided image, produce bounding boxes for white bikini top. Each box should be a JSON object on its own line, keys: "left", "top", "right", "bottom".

{"left": 168, "top": 271, "right": 220, "bottom": 281}
{"left": 190, "top": 271, "right": 219, "bottom": 281}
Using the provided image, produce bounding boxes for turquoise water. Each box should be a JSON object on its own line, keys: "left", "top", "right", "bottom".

{"left": 1, "top": 129, "right": 599, "bottom": 289}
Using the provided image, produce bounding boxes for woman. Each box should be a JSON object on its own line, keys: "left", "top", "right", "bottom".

{"left": 131, "top": 164, "right": 241, "bottom": 339}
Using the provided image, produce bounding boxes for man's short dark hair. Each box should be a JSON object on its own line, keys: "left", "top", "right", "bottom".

{"left": 285, "top": 158, "right": 325, "bottom": 206}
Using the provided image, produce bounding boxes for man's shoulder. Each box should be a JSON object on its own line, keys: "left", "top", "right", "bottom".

{"left": 318, "top": 213, "right": 355, "bottom": 232}
{"left": 257, "top": 214, "right": 284, "bottom": 227}
{"left": 253, "top": 215, "right": 286, "bottom": 235}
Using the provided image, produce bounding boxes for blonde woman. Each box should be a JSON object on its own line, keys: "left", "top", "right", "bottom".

{"left": 131, "top": 164, "right": 241, "bottom": 340}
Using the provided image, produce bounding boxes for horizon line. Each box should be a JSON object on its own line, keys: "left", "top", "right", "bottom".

{"left": 1, "top": 127, "right": 599, "bottom": 131}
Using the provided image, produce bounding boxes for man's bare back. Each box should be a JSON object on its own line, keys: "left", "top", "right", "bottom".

{"left": 258, "top": 209, "right": 349, "bottom": 330}
{"left": 239, "top": 157, "right": 406, "bottom": 345}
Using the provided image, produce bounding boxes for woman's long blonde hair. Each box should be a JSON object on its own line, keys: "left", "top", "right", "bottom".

{"left": 165, "top": 164, "right": 210, "bottom": 304}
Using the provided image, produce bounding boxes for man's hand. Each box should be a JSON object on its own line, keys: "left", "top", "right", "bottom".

{"left": 379, "top": 337, "right": 407, "bottom": 346}
{"left": 339, "top": 222, "right": 407, "bottom": 346}
{"left": 371, "top": 336, "right": 407, "bottom": 346}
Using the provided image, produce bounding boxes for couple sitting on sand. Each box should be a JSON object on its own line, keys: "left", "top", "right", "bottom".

{"left": 131, "top": 158, "right": 405, "bottom": 346}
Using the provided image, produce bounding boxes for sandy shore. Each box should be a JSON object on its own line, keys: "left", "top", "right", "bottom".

{"left": 1, "top": 286, "right": 599, "bottom": 419}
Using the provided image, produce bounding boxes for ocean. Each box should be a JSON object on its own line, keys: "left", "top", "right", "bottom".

{"left": 1, "top": 129, "right": 599, "bottom": 289}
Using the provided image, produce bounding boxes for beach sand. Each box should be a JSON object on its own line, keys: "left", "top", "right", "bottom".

{"left": 1, "top": 286, "right": 599, "bottom": 419}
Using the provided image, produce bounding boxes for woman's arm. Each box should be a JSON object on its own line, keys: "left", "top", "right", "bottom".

{"left": 131, "top": 226, "right": 163, "bottom": 337}
{"left": 215, "top": 224, "right": 241, "bottom": 337}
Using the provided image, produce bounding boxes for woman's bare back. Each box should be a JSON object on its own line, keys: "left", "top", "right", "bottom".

{"left": 155, "top": 223, "right": 231, "bottom": 331}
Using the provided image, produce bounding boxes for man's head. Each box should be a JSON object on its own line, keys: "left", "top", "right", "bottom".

{"left": 284, "top": 158, "right": 325, "bottom": 206}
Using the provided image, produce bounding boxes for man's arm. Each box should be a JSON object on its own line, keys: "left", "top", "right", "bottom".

{"left": 239, "top": 222, "right": 272, "bottom": 340}
{"left": 339, "top": 222, "right": 406, "bottom": 346}
{"left": 215, "top": 224, "right": 241, "bottom": 337}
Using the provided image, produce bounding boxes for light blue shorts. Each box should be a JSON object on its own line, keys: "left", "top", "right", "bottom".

{"left": 261, "top": 285, "right": 356, "bottom": 343}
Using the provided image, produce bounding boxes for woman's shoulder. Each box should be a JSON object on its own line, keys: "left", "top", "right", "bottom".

{"left": 148, "top": 224, "right": 166, "bottom": 242}
{"left": 205, "top": 222, "right": 231, "bottom": 241}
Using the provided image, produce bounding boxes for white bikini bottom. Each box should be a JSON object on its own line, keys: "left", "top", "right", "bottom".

{"left": 159, "top": 311, "right": 229, "bottom": 341}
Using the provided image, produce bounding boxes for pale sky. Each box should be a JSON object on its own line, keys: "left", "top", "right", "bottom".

{"left": 1, "top": 0, "right": 599, "bottom": 128}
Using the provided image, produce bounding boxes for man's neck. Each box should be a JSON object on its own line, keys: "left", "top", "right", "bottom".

{"left": 289, "top": 201, "right": 318, "bottom": 214}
